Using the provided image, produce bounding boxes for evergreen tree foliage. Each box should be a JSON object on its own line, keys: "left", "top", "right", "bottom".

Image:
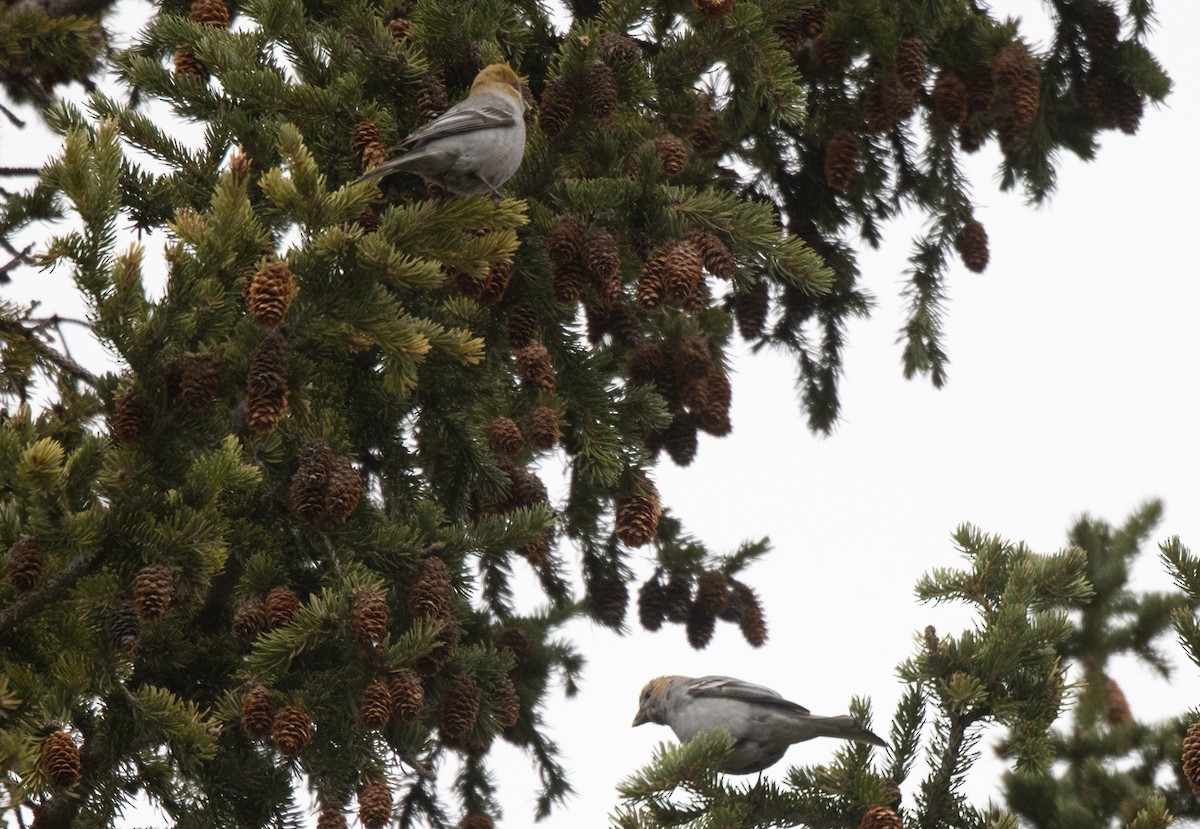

{"left": 0, "top": 0, "right": 1178, "bottom": 827}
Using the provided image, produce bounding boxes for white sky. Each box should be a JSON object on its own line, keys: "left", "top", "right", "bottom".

{"left": 3, "top": 2, "right": 1199, "bottom": 827}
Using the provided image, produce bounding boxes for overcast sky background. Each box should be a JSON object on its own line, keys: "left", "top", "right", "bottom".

{"left": 3, "top": 1, "right": 1200, "bottom": 827}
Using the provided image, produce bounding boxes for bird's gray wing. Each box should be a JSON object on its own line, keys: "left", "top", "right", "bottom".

{"left": 686, "top": 676, "right": 811, "bottom": 715}
{"left": 396, "top": 97, "right": 518, "bottom": 150}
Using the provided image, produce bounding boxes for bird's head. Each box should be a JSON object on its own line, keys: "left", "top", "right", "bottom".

{"left": 471, "top": 64, "right": 524, "bottom": 104}
{"left": 632, "top": 675, "right": 676, "bottom": 726}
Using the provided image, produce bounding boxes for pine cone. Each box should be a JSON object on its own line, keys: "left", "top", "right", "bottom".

{"left": 240, "top": 684, "right": 275, "bottom": 739}
{"left": 493, "top": 675, "right": 521, "bottom": 728}
{"left": 246, "top": 332, "right": 289, "bottom": 433}
{"left": 636, "top": 248, "right": 668, "bottom": 308}
{"left": 584, "top": 226, "right": 621, "bottom": 286}
{"left": 316, "top": 807, "right": 348, "bottom": 829}
{"left": 488, "top": 416, "right": 524, "bottom": 455}
{"left": 615, "top": 486, "right": 662, "bottom": 548}
{"left": 350, "top": 121, "right": 388, "bottom": 170}
{"left": 638, "top": 576, "right": 667, "bottom": 631}
{"left": 188, "top": 0, "right": 230, "bottom": 27}
{"left": 686, "top": 601, "right": 717, "bottom": 648}
{"left": 173, "top": 49, "right": 207, "bottom": 79}
{"left": 1183, "top": 721, "right": 1200, "bottom": 793}
{"left": 674, "top": 336, "right": 714, "bottom": 384}
{"left": 417, "top": 74, "right": 449, "bottom": 123}
{"left": 954, "top": 219, "right": 989, "bottom": 273}
{"left": 6, "top": 534, "right": 41, "bottom": 591}
{"left": 272, "top": 705, "right": 313, "bottom": 756}
{"left": 356, "top": 205, "right": 380, "bottom": 234}
{"left": 350, "top": 585, "right": 389, "bottom": 646}
{"left": 685, "top": 230, "right": 736, "bottom": 281}
{"left": 546, "top": 216, "right": 586, "bottom": 266}
{"left": 476, "top": 259, "right": 512, "bottom": 307}
{"left": 861, "top": 78, "right": 897, "bottom": 133}
{"left": 506, "top": 464, "right": 548, "bottom": 507}
{"left": 735, "top": 278, "right": 770, "bottom": 340}
{"left": 599, "top": 32, "right": 641, "bottom": 64}
{"left": 628, "top": 342, "right": 665, "bottom": 386}
{"left": 687, "top": 112, "right": 722, "bottom": 155}
{"left": 653, "top": 134, "right": 688, "bottom": 176}
{"left": 389, "top": 668, "right": 425, "bottom": 722}
{"left": 106, "top": 601, "right": 140, "bottom": 652}
{"left": 134, "top": 563, "right": 173, "bottom": 620}
{"left": 661, "top": 413, "right": 698, "bottom": 467}
{"left": 324, "top": 455, "right": 362, "bottom": 529}
{"left": 552, "top": 260, "right": 586, "bottom": 305}
{"left": 180, "top": 354, "right": 221, "bottom": 409}
{"left": 113, "top": 389, "right": 150, "bottom": 443}
{"left": 1009, "top": 66, "right": 1041, "bottom": 128}
{"left": 494, "top": 626, "right": 531, "bottom": 671}
{"left": 692, "top": 0, "right": 733, "bottom": 18}
{"left": 505, "top": 302, "right": 538, "bottom": 350}
{"left": 538, "top": 78, "right": 576, "bottom": 137}
{"left": 932, "top": 72, "right": 969, "bottom": 125}
{"left": 290, "top": 439, "right": 334, "bottom": 524}
{"left": 664, "top": 241, "right": 704, "bottom": 303}
{"left": 358, "top": 780, "right": 393, "bottom": 829}
{"left": 461, "top": 814, "right": 495, "bottom": 829}
{"left": 859, "top": 805, "right": 903, "bottom": 829}
{"left": 694, "top": 372, "right": 732, "bottom": 436}
{"left": 410, "top": 556, "right": 452, "bottom": 618}
{"left": 1084, "top": 2, "right": 1120, "bottom": 56}
{"left": 584, "top": 63, "right": 618, "bottom": 122}
{"left": 515, "top": 343, "right": 557, "bottom": 391}
{"left": 265, "top": 586, "right": 300, "bottom": 629}
{"left": 992, "top": 41, "right": 1030, "bottom": 86}
{"left": 520, "top": 534, "right": 549, "bottom": 567}
{"left": 895, "top": 36, "right": 927, "bottom": 89}
{"left": 662, "top": 574, "right": 692, "bottom": 623}
{"left": 1105, "top": 676, "right": 1132, "bottom": 725}
{"left": 440, "top": 677, "right": 481, "bottom": 742}
{"left": 231, "top": 596, "right": 268, "bottom": 640}
{"left": 964, "top": 63, "right": 997, "bottom": 114}
{"left": 360, "top": 679, "right": 393, "bottom": 730}
{"left": 1108, "top": 82, "right": 1143, "bottom": 134}
{"left": 526, "top": 406, "right": 561, "bottom": 450}
{"left": 388, "top": 17, "right": 413, "bottom": 42}
{"left": 592, "top": 572, "right": 629, "bottom": 629}
{"left": 605, "top": 301, "right": 641, "bottom": 345}
{"left": 41, "top": 730, "right": 81, "bottom": 787}
{"left": 800, "top": 4, "right": 826, "bottom": 38}
{"left": 694, "top": 570, "right": 730, "bottom": 616}
{"left": 812, "top": 35, "right": 851, "bottom": 75}
{"left": 734, "top": 584, "right": 768, "bottom": 646}
{"left": 823, "top": 130, "right": 859, "bottom": 191}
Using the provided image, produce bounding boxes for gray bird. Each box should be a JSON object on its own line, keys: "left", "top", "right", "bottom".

{"left": 632, "top": 675, "right": 887, "bottom": 775}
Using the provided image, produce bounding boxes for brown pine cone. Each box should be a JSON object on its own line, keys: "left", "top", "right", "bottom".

{"left": 662, "top": 574, "right": 692, "bottom": 623}
{"left": 694, "top": 570, "right": 730, "bottom": 616}
{"left": 440, "top": 677, "right": 481, "bottom": 742}
{"left": 674, "top": 336, "right": 714, "bottom": 384}
{"left": 316, "top": 807, "right": 348, "bottom": 829}
{"left": 800, "top": 4, "right": 826, "bottom": 39}
{"left": 106, "top": 602, "right": 140, "bottom": 652}
{"left": 592, "top": 572, "right": 629, "bottom": 629}
{"left": 1183, "top": 721, "right": 1200, "bottom": 793}
{"left": 615, "top": 486, "right": 662, "bottom": 548}
{"left": 388, "top": 17, "right": 413, "bottom": 42}
{"left": 360, "top": 679, "right": 393, "bottom": 730}
{"left": 653, "top": 134, "right": 689, "bottom": 176}
{"left": 735, "top": 278, "right": 770, "bottom": 340}
{"left": 265, "top": 586, "right": 300, "bottom": 629}
{"left": 823, "top": 130, "right": 859, "bottom": 191}
{"left": 417, "top": 74, "right": 449, "bottom": 123}
{"left": 539, "top": 78, "right": 576, "bottom": 137}
{"left": 552, "top": 260, "right": 586, "bottom": 305}
{"left": 734, "top": 584, "right": 768, "bottom": 646}
{"left": 693, "top": 372, "right": 732, "bottom": 436}
{"left": 506, "top": 464, "right": 548, "bottom": 507}
{"left": 493, "top": 674, "right": 521, "bottom": 728}
{"left": 350, "top": 585, "right": 389, "bottom": 646}
{"left": 41, "top": 731, "right": 81, "bottom": 787}
{"left": 584, "top": 63, "right": 618, "bottom": 122}
{"left": 409, "top": 556, "right": 452, "bottom": 618}
{"left": 1084, "top": 2, "right": 1120, "bottom": 55}
{"left": 812, "top": 35, "right": 851, "bottom": 75}
{"left": 1105, "top": 676, "right": 1132, "bottom": 725}
{"left": 494, "top": 626, "right": 531, "bottom": 671}
{"left": 520, "top": 534, "right": 549, "bottom": 567}
{"left": 605, "top": 302, "right": 641, "bottom": 345}
{"left": 859, "top": 805, "right": 903, "bottom": 829}
{"left": 638, "top": 575, "right": 667, "bottom": 631}
{"left": 526, "top": 406, "right": 561, "bottom": 450}
{"left": 350, "top": 121, "right": 388, "bottom": 170}
{"left": 932, "top": 73, "right": 969, "bottom": 126}
{"left": 356, "top": 205, "right": 380, "bottom": 234}
{"left": 584, "top": 226, "right": 621, "bottom": 285}
{"left": 272, "top": 705, "right": 312, "bottom": 756}
{"left": 686, "top": 601, "right": 717, "bottom": 649}
{"left": 173, "top": 49, "right": 207, "bottom": 79}
{"left": 861, "top": 78, "right": 897, "bottom": 133}
{"left": 134, "top": 563, "right": 173, "bottom": 620}
{"left": 964, "top": 63, "right": 997, "bottom": 114}
{"left": 188, "top": 0, "right": 230, "bottom": 27}
{"left": 358, "top": 780, "right": 393, "bottom": 829}
{"left": 627, "top": 341, "right": 665, "bottom": 386}
{"left": 1009, "top": 66, "right": 1041, "bottom": 128}
{"left": 686, "top": 230, "right": 736, "bottom": 281}
{"left": 6, "top": 535, "right": 41, "bottom": 591}
{"left": 954, "top": 219, "right": 989, "bottom": 273}
{"left": 180, "top": 354, "right": 221, "bottom": 409}
{"left": 461, "top": 814, "right": 495, "bottom": 829}
{"left": 248, "top": 260, "right": 295, "bottom": 328}
{"left": 1107, "top": 81, "right": 1143, "bottom": 134}
{"left": 231, "top": 596, "right": 268, "bottom": 640}
{"left": 663, "top": 240, "right": 704, "bottom": 303}
{"left": 114, "top": 389, "right": 150, "bottom": 443}
{"left": 515, "top": 342, "right": 557, "bottom": 392}
{"left": 389, "top": 668, "right": 425, "bottom": 722}
{"left": 246, "top": 332, "right": 289, "bottom": 433}
{"left": 505, "top": 302, "right": 538, "bottom": 350}
{"left": 895, "top": 36, "right": 927, "bottom": 89}
{"left": 692, "top": 0, "right": 733, "bottom": 18}
{"left": 488, "top": 416, "right": 524, "bottom": 455}
{"left": 324, "top": 455, "right": 362, "bottom": 529}
{"left": 687, "top": 112, "right": 722, "bottom": 155}
{"left": 476, "top": 259, "right": 513, "bottom": 307}
{"left": 290, "top": 439, "right": 334, "bottom": 524}
{"left": 546, "top": 216, "right": 586, "bottom": 266}
{"left": 240, "top": 684, "right": 275, "bottom": 739}
{"left": 599, "top": 32, "right": 641, "bottom": 64}
{"left": 636, "top": 248, "right": 668, "bottom": 308}
{"left": 993, "top": 41, "right": 1030, "bottom": 86}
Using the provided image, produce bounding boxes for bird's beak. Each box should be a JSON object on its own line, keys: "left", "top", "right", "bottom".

{"left": 632, "top": 708, "right": 648, "bottom": 727}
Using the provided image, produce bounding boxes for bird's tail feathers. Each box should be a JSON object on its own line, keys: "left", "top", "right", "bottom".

{"left": 807, "top": 715, "right": 889, "bottom": 748}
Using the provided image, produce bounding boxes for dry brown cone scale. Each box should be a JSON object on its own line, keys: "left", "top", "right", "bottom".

{"left": 6, "top": 535, "right": 41, "bottom": 591}
{"left": 316, "top": 806, "right": 348, "bottom": 829}
{"left": 247, "top": 260, "right": 295, "bottom": 327}
{"left": 440, "top": 677, "right": 481, "bottom": 743}
{"left": 493, "top": 626, "right": 531, "bottom": 672}
{"left": 265, "top": 585, "right": 300, "bottom": 629}
{"left": 180, "top": 353, "right": 221, "bottom": 409}
{"left": 493, "top": 675, "right": 521, "bottom": 728}
{"left": 652, "top": 134, "right": 689, "bottom": 176}
{"left": 592, "top": 573, "right": 629, "bottom": 628}
{"left": 351, "top": 121, "right": 388, "bottom": 170}
{"left": 350, "top": 586, "right": 389, "bottom": 646}
{"left": 637, "top": 249, "right": 668, "bottom": 309}
{"left": 584, "top": 63, "right": 618, "bottom": 122}
{"left": 360, "top": 679, "right": 393, "bottom": 730}
{"left": 955, "top": 219, "right": 989, "bottom": 273}
{"left": 41, "top": 731, "right": 81, "bottom": 787}
{"left": 552, "top": 260, "right": 586, "bottom": 305}
{"left": 358, "top": 780, "right": 393, "bottom": 829}
{"left": 409, "top": 556, "right": 453, "bottom": 618}
{"left": 134, "top": 563, "right": 173, "bottom": 620}
{"left": 389, "top": 668, "right": 425, "bottom": 722}
{"left": 538, "top": 78, "right": 576, "bottom": 137}
{"left": 735, "top": 278, "right": 770, "bottom": 340}
{"left": 686, "top": 601, "right": 717, "bottom": 649}
{"left": 173, "top": 0, "right": 230, "bottom": 78}
{"left": 113, "top": 389, "right": 150, "bottom": 443}
{"left": 615, "top": 484, "right": 662, "bottom": 547}
{"left": 240, "top": 684, "right": 275, "bottom": 739}
{"left": 232, "top": 596, "right": 268, "bottom": 640}
{"left": 515, "top": 343, "right": 557, "bottom": 391}
{"left": 106, "top": 602, "right": 140, "bottom": 652}
{"left": 895, "top": 36, "right": 927, "bottom": 89}
{"left": 1183, "top": 720, "right": 1200, "bottom": 793}
{"left": 1009, "top": 66, "right": 1041, "bottom": 128}
{"left": 272, "top": 705, "right": 313, "bottom": 756}
{"left": 663, "top": 240, "right": 704, "bottom": 303}
{"left": 526, "top": 406, "right": 561, "bottom": 449}
{"left": 694, "top": 570, "right": 730, "bottom": 616}
{"left": 505, "top": 303, "right": 537, "bottom": 350}
{"left": 932, "top": 72, "right": 969, "bottom": 125}
{"left": 859, "top": 805, "right": 903, "bottom": 829}
{"left": 488, "top": 416, "right": 524, "bottom": 455}
{"left": 246, "top": 332, "right": 289, "bottom": 433}
{"left": 417, "top": 74, "right": 449, "bottom": 123}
